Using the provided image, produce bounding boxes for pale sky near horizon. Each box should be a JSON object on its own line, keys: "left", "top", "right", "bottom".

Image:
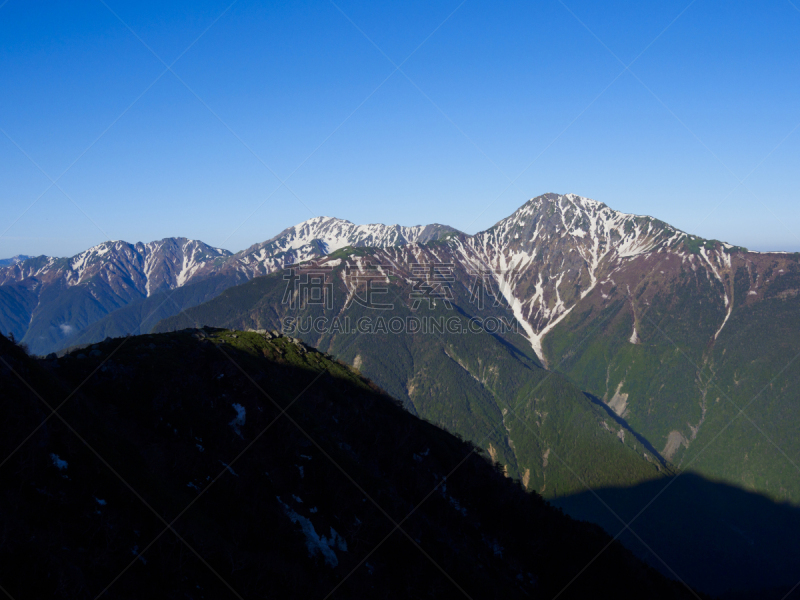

{"left": 1, "top": 0, "right": 799, "bottom": 258}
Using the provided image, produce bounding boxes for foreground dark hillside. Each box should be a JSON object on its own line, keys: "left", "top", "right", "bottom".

{"left": 0, "top": 329, "right": 695, "bottom": 599}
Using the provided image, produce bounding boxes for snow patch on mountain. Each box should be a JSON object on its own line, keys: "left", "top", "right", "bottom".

{"left": 458, "top": 193, "right": 693, "bottom": 362}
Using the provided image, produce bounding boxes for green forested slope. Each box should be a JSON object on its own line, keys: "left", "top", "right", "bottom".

{"left": 155, "top": 256, "right": 667, "bottom": 500}
{"left": 544, "top": 253, "right": 800, "bottom": 504}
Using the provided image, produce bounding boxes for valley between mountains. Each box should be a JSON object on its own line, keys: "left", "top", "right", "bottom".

{"left": 3, "top": 193, "right": 800, "bottom": 597}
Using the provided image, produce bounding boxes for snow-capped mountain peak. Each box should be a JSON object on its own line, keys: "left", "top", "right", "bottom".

{"left": 276, "top": 215, "right": 458, "bottom": 252}
{"left": 485, "top": 193, "right": 682, "bottom": 256}
{"left": 228, "top": 217, "right": 462, "bottom": 276}
{"left": 445, "top": 193, "right": 723, "bottom": 362}
{"left": 0, "top": 238, "right": 233, "bottom": 294}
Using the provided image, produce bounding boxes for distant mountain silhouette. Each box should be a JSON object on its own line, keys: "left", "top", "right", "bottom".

{"left": 0, "top": 255, "right": 30, "bottom": 267}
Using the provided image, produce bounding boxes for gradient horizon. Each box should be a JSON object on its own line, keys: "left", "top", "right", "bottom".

{"left": 1, "top": 0, "right": 799, "bottom": 258}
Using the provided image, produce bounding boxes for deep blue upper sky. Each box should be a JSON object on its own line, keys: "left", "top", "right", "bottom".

{"left": 1, "top": 0, "right": 799, "bottom": 257}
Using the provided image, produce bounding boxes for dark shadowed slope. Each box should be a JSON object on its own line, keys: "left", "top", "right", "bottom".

{"left": 554, "top": 473, "right": 800, "bottom": 598}
{"left": 0, "top": 329, "right": 696, "bottom": 599}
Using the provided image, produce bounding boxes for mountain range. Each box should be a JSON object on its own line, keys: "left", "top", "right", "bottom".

{"left": 0, "top": 220, "right": 458, "bottom": 355}
{"left": 0, "top": 193, "right": 756, "bottom": 359}
{"left": 2, "top": 193, "right": 800, "bottom": 597}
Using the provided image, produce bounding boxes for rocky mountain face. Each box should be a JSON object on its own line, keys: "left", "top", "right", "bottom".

{"left": 447, "top": 193, "right": 744, "bottom": 363}
{"left": 0, "top": 219, "right": 459, "bottom": 354}
{"left": 232, "top": 216, "right": 459, "bottom": 277}
{"left": 0, "top": 239, "right": 232, "bottom": 292}
{"left": 0, "top": 239, "right": 232, "bottom": 355}
{"left": 0, "top": 329, "right": 698, "bottom": 599}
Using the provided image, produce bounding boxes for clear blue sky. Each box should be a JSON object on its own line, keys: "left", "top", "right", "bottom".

{"left": 1, "top": 0, "right": 799, "bottom": 257}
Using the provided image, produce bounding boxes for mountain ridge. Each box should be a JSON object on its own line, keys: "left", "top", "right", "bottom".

{"left": 0, "top": 218, "right": 461, "bottom": 354}
{"left": 0, "top": 192, "right": 792, "bottom": 363}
